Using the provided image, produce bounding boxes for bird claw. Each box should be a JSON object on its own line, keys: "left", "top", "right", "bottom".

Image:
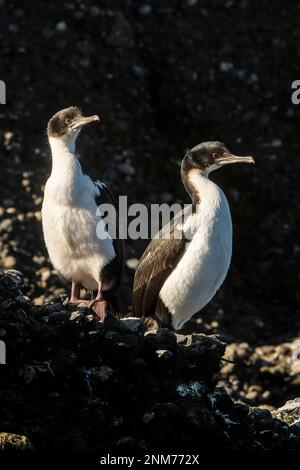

{"left": 89, "top": 299, "right": 108, "bottom": 322}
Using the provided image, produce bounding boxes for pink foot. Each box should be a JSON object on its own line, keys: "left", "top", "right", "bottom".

{"left": 89, "top": 299, "right": 108, "bottom": 322}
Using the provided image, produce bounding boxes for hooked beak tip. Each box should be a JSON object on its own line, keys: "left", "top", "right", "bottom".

{"left": 71, "top": 114, "right": 100, "bottom": 130}
{"left": 241, "top": 155, "right": 255, "bottom": 164}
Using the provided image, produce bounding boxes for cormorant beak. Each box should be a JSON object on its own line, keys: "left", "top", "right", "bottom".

{"left": 71, "top": 114, "right": 100, "bottom": 130}
{"left": 216, "top": 153, "right": 255, "bottom": 166}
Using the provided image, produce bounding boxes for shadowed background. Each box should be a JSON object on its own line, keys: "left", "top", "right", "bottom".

{"left": 0, "top": 0, "right": 299, "bottom": 407}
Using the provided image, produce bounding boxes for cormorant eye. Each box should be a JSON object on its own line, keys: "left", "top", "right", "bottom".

{"left": 213, "top": 152, "right": 219, "bottom": 158}
{"left": 66, "top": 118, "right": 71, "bottom": 125}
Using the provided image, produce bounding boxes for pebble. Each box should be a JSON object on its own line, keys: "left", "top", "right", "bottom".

{"left": 156, "top": 349, "right": 173, "bottom": 360}
{"left": 0, "top": 218, "right": 13, "bottom": 231}
{"left": 0, "top": 433, "right": 33, "bottom": 450}
{"left": 92, "top": 366, "right": 114, "bottom": 382}
{"left": 245, "top": 389, "right": 259, "bottom": 401}
{"left": 132, "top": 65, "right": 146, "bottom": 78}
{"left": 175, "top": 334, "right": 187, "bottom": 345}
{"left": 6, "top": 207, "right": 16, "bottom": 214}
{"left": 138, "top": 4, "right": 152, "bottom": 15}
{"left": 90, "top": 5, "right": 101, "bottom": 16}
{"left": 56, "top": 21, "right": 67, "bottom": 32}
{"left": 3, "top": 256, "right": 16, "bottom": 269}
{"left": 143, "top": 412, "right": 155, "bottom": 423}
{"left": 120, "top": 317, "right": 145, "bottom": 334}
{"left": 32, "top": 255, "right": 46, "bottom": 265}
{"left": 70, "top": 312, "right": 81, "bottom": 321}
{"left": 117, "top": 162, "right": 136, "bottom": 176}
{"left": 79, "top": 58, "right": 90, "bottom": 68}
{"left": 21, "top": 179, "right": 30, "bottom": 188}
{"left": 247, "top": 73, "right": 258, "bottom": 84}
{"left": 271, "top": 139, "right": 282, "bottom": 148}
{"left": 4, "top": 131, "right": 13, "bottom": 141}
{"left": 40, "top": 268, "right": 51, "bottom": 282}
{"left": 219, "top": 62, "right": 234, "bottom": 72}
{"left": 126, "top": 258, "right": 139, "bottom": 270}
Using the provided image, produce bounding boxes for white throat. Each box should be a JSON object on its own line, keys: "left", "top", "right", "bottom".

{"left": 188, "top": 169, "right": 222, "bottom": 214}
{"left": 47, "top": 136, "right": 84, "bottom": 204}
{"left": 48, "top": 136, "right": 81, "bottom": 176}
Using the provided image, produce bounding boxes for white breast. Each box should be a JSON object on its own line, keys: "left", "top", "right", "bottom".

{"left": 159, "top": 175, "right": 232, "bottom": 330}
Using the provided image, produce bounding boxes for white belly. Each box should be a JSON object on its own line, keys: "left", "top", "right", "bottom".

{"left": 42, "top": 199, "right": 115, "bottom": 291}
{"left": 159, "top": 193, "right": 232, "bottom": 330}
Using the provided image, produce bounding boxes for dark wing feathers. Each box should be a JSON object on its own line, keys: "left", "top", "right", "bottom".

{"left": 94, "top": 181, "right": 125, "bottom": 289}
{"left": 133, "top": 218, "right": 186, "bottom": 317}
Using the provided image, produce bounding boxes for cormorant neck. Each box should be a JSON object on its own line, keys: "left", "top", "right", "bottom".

{"left": 181, "top": 160, "right": 208, "bottom": 212}
{"left": 48, "top": 137, "right": 82, "bottom": 178}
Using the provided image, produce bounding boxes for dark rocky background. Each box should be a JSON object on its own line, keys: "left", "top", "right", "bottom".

{"left": 0, "top": 0, "right": 300, "bottom": 446}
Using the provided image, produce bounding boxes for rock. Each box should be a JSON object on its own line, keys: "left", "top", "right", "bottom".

{"left": 175, "top": 333, "right": 187, "bottom": 344}
{"left": 91, "top": 365, "right": 114, "bottom": 382}
{"left": 272, "top": 399, "right": 300, "bottom": 426}
{"left": 0, "top": 270, "right": 23, "bottom": 297}
{"left": 116, "top": 436, "right": 147, "bottom": 450}
{"left": 90, "top": 5, "right": 101, "bottom": 16}
{"left": 117, "top": 162, "right": 136, "bottom": 176}
{"left": 0, "top": 218, "right": 13, "bottom": 231}
{"left": 0, "top": 433, "right": 33, "bottom": 450}
{"left": 177, "top": 381, "right": 207, "bottom": 398}
{"left": 271, "top": 138, "right": 282, "bottom": 148}
{"left": 70, "top": 311, "right": 82, "bottom": 321}
{"left": 120, "top": 317, "right": 145, "bottom": 334}
{"left": 132, "top": 65, "right": 146, "bottom": 78}
{"left": 107, "top": 16, "right": 134, "bottom": 48}
{"left": 40, "top": 268, "right": 51, "bottom": 281}
{"left": 144, "top": 328, "right": 177, "bottom": 351}
{"left": 0, "top": 268, "right": 300, "bottom": 450}
{"left": 3, "top": 255, "right": 16, "bottom": 268}
{"left": 249, "top": 408, "right": 273, "bottom": 427}
{"left": 219, "top": 61, "right": 234, "bottom": 72}
{"left": 56, "top": 21, "right": 67, "bottom": 32}
{"left": 125, "top": 258, "right": 139, "bottom": 270}
{"left": 155, "top": 349, "right": 173, "bottom": 360}
{"left": 138, "top": 5, "right": 152, "bottom": 15}
{"left": 143, "top": 411, "right": 155, "bottom": 423}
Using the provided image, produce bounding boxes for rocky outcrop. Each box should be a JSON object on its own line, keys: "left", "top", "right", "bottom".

{"left": 0, "top": 433, "right": 33, "bottom": 450}
{"left": 0, "top": 270, "right": 300, "bottom": 451}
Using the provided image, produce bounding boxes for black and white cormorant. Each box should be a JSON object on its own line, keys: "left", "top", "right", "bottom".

{"left": 42, "top": 106, "right": 124, "bottom": 320}
{"left": 133, "top": 141, "right": 254, "bottom": 330}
